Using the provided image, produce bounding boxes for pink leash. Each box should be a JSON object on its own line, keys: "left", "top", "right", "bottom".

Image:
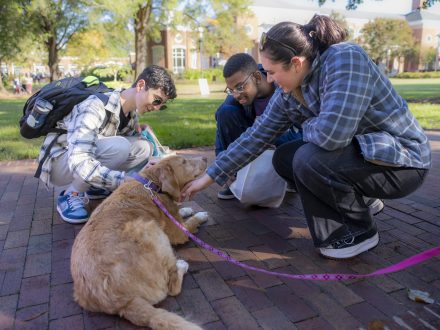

{"left": 153, "top": 196, "right": 440, "bottom": 281}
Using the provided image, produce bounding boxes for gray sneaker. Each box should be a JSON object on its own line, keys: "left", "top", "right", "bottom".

{"left": 217, "top": 187, "right": 235, "bottom": 200}
{"left": 365, "top": 198, "right": 384, "bottom": 215}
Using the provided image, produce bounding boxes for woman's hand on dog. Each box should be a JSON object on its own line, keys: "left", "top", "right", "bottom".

{"left": 181, "top": 174, "right": 214, "bottom": 201}
{"left": 144, "top": 157, "right": 160, "bottom": 169}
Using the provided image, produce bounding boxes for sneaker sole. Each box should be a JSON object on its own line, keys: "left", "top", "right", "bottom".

{"left": 86, "top": 193, "right": 110, "bottom": 200}
{"left": 217, "top": 194, "right": 236, "bottom": 200}
{"left": 319, "top": 233, "right": 379, "bottom": 260}
{"left": 56, "top": 205, "right": 89, "bottom": 224}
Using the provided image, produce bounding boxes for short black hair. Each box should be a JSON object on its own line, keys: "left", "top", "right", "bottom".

{"left": 132, "top": 65, "right": 177, "bottom": 99}
{"left": 223, "top": 53, "right": 258, "bottom": 78}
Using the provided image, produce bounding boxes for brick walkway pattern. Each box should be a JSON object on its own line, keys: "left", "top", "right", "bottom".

{"left": 1, "top": 132, "right": 440, "bottom": 330}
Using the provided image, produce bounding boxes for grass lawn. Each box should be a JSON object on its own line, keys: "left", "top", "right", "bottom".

{"left": 390, "top": 78, "right": 440, "bottom": 99}
{"left": 0, "top": 96, "right": 223, "bottom": 161}
{"left": 0, "top": 78, "right": 439, "bottom": 161}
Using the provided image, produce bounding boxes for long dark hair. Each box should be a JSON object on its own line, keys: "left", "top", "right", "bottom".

{"left": 261, "top": 15, "right": 347, "bottom": 66}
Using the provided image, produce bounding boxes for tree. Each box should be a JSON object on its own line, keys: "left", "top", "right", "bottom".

{"left": 318, "top": 0, "right": 364, "bottom": 10}
{"left": 420, "top": 47, "right": 437, "bottom": 70}
{"left": 329, "top": 11, "right": 351, "bottom": 40}
{"left": 92, "top": 0, "right": 178, "bottom": 77}
{"left": 422, "top": 0, "right": 440, "bottom": 8}
{"left": 356, "top": 18, "right": 416, "bottom": 66}
{"left": 0, "top": 1, "right": 25, "bottom": 92}
{"left": 93, "top": 0, "right": 252, "bottom": 76}
{"left": 170, "top": 0, "right": 254, "bottom": 60}
{"left": 182, "top": 0, "right": 253, "bottom": 58}
{"left": 65, "top": 30, "right": 111, "bottom": 68}
{"left": 22, "top": 0, "right": 90, "bottom": 81}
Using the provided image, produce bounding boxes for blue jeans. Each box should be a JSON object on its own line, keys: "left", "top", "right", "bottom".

{"left": 215, "top": 103, "right": 302, "bottom": 156}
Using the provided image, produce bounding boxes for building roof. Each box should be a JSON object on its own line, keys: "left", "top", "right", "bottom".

{"left": 405, "top": 9, "right": 440, "bottom": 22}
{"left": 251, "top": 0, "right": 405, "bottom": 21}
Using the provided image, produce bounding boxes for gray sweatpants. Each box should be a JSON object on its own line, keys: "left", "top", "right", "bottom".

{"left": 50, "top": 135, "right": 151, "bottom": 192}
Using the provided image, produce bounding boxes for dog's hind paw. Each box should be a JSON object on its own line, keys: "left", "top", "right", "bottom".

{"left": 194, "top": 212, "right": 209, "bottom": 223}
{"left": 179, "top": 207, "right": 194, "bottom": 218}
{"left": 176, "top": 259, "right": 189, "bottom": 273}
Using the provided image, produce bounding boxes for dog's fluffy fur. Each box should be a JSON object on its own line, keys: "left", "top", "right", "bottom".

{"left": 71, "top": 156, "right": 208, "bottom": 330}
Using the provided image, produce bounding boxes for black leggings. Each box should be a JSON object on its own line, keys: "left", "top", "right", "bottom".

{"left": 272, "top": 140, "right": 428, "bottom": 247}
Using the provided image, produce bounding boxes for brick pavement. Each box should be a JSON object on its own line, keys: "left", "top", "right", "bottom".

{"left": 1, "top": 133, "right": 440, "bottom": 330}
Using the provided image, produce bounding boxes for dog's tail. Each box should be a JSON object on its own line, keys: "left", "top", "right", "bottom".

{"left": 120, "top": 296, "right": 202, "bottom": 330}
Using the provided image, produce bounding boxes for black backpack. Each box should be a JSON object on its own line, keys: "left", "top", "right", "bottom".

{"left": 18, "top": 76, "right": 114, "bottom": 178}
{"left": 19, "top": 76, "right": 113, "bottom": 139}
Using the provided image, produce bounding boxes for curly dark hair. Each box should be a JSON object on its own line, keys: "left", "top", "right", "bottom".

{"left": 132, "top": 65, "right": 177, "bottom": 99}
{"left": 223, "top": 53, "right": 258, "bottom": 78}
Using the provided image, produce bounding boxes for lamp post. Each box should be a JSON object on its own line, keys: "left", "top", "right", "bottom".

{"left": 197, "top": 27, "right": 204, "bottom": 76}
{"left": 196, "top": 26, "right": 209, "bottom": 95}
{"left": 435, "top": 33, "right": 440, "bottom": 71}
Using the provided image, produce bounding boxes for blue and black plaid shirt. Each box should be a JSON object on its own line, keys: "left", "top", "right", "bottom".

{"left": 207, "top": 43, "right": 431, "bottom": 186}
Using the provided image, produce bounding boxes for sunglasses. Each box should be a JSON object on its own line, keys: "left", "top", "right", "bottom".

{"left": 152, "top": 96, "right": 165, "bottom": 106}
{"left": 224, "top": 72, "right": 254, "bottom": 95}
{"left": 259, "top": 32, "right": 297, "bottom": 56}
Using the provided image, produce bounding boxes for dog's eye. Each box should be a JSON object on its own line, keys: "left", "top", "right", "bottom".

{"left": 182, "top": 159, "right": 186, "bottom": 164}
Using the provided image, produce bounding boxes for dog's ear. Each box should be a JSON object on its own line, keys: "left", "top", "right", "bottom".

{"left": 159, "top": 164, "right": 180, "bottom": 201}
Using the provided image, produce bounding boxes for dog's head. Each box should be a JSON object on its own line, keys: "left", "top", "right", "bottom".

{"left": 142, "top": 155, "right": 207, "bottom": 201}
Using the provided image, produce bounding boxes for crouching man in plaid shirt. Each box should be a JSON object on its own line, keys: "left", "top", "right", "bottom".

{"left": 38, "top": 65, "right": 177, "bottom": 224}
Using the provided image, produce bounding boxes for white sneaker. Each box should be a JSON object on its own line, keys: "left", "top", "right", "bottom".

{"left": 319, "top": 230, "right": 379, "bottom": 259}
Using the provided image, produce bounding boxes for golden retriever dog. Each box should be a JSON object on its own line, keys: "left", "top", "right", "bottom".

{"left": 71, "top": 156, "right": 208, "bottom": 330}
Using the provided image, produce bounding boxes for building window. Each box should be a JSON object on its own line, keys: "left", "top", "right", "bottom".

{"left": 173, "top": 47, "right": 186, "bottom": 74}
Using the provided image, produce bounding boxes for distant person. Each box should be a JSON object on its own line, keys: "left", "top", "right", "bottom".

{"left": 24, "top": 73, "right": 33, "bottom": 94}
{"left": 215, "top": 53, "right": 302, "bottom": 199}
{"left": 37, "top": 65, "right": 177, "bottom": 224}
{"left": 182, "top": 15, "right": 431, "bottom": 259}
{"left": 13, "top": 77, "right": 22, "bottom": 94}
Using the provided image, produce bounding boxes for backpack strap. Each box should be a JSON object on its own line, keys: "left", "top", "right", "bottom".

{"left": 34, "top": 95, "right": 112, "bottom": 179}
{"left": 34, "top": 133, "right": 63, "bottom": 178}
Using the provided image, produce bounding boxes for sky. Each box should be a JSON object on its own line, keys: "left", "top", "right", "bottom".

{"left": 311, "top": 0, "right": 413, "bottom": 14}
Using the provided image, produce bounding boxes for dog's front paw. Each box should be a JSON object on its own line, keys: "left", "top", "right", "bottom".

{"left": 194, "top": 212, "right": 209, "bottom": 224}
{"left": 176, "top": 259, "right": 189, "bottom": 273}
{"left": 179, "top": 207, "right": 194, "bottom": 218}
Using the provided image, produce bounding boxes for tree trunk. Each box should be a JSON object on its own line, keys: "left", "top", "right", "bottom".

{"left": 134, "top": 2, "right": 152, "bottom": 77}
{"left": 47, "top": 36, "right": 59, "bottom": 82}
{"left": 0, "top": 59, "right": 6, "bottom": 93}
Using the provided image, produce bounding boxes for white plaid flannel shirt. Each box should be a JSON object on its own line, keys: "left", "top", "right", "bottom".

{"left": 38, "top": 89, "right": 138, "bottom": 190}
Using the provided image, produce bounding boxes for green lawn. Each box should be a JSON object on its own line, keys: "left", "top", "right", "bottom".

{"left": 390, "top": 78, "right": 440, "bottom": 99}
{"left": 1, "top": 78, "right": 439, "bottom": 161}
{"left": 0, "top": 97, "right": 223, "bottom": 161}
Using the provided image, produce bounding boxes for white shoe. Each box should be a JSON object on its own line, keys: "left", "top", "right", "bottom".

{"left": 319, "top": 231, "right": 379, "bottom": 259}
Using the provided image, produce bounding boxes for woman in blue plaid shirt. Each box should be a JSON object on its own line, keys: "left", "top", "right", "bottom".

{"left": 183, "top": 15, "right": 431, "bottom": 259}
